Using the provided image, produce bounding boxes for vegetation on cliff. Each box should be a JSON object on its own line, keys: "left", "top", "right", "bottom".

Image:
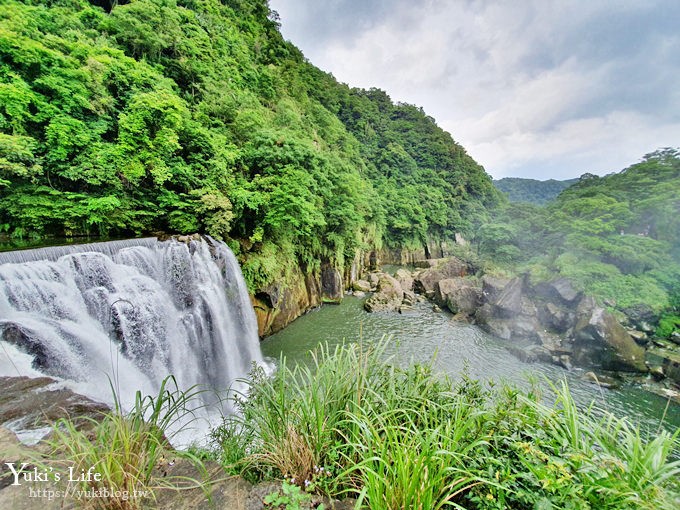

{"left": 0, "top": 0, "right": 499, "bottom": 290}
{"left": 478, "top": 148, "right": 680, "bottom": 340}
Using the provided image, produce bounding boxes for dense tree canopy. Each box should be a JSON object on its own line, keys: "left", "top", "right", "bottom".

{"left": 0, "top": 0, "right": 499, "bottom": 289}
{"left": 478, "top": 149, "right": 680, "bottom": 336}
{"left": 493, "top": 177, "right": 578, "bottom": 205}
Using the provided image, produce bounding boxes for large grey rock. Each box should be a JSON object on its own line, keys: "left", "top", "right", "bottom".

{"left": 434, "top": 278, "right": 482, "bottom": 316}
{"left": 413, "top": 257, "right": 469, "bottom": 294}
{"left": 352, "top": 279, "right": 371, "bottom": 293}
{"left": 481, "top": 276, "right": 510, "bottom": 303}
{"left": 535, "top": 277, "right": 581, "bottom": 305}
{"left": 538, "top": 302, "right": 572, "bottom": 333}
{"left": 492, "top": 277, "right": 523, "bottom": 318}
{"left": 394, "top": 268, "right": 414, "bottom": 292}
{"left": 364, "top": 274, "right": 404, "bottom": 312}
{"left": 573, "top": 307, "right": 647, "bottom": 372}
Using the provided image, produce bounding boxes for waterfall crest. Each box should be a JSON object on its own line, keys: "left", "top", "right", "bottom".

{"left": 0, "top": 237, "right": 263, "bottom": 421}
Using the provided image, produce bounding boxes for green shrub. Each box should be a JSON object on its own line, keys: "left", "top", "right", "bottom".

{"left": 211, "top": 341, "right": 680, "bottom": 509}
{"left": 45, "top": 376, "right": 206, "bottom": 509}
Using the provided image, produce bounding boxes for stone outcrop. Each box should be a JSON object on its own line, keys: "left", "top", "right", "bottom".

{"left": 413, "top": 257, "right": 470, "bottom": 295}
{"left": 473, "top": 276, "right": 649, "bottom": 374}
{"left": 0, "top": 376, "right": 108, "bottom": 443}
{"left": 321, "top": 263, "right": 344, "bottom": 303}
{"left": 252, "top": 265, "right": 322, "bottom": 337}
{"left": 433, "top": 278, "right": 482, "bottom": 317}
{"left": 364, "top": 274, "right": 404, "bottom": 313}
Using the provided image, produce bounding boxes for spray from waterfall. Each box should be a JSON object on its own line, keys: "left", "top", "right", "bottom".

{"left": 0, "top": 236, "right": 265, "bottom": 443}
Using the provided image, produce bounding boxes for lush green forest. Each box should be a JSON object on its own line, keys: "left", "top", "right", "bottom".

{"left": 0, "top": 0, "right": 499, "bottom": 290}
{"left": 494, "top": 177, "right": 578, "bottom": 205}
{"left": 2, "top": 0, "right": 678, "bottom": 338}
{"left": 479, "top": 148, "right": 680, "bottom": 337}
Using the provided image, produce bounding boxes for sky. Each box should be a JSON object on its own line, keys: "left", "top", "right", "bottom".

{"left": 268, "top": 0, "right": 680, "bottom": 180}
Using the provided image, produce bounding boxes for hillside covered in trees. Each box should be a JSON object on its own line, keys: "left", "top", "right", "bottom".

{"left": 493, "top": 177, "right": 578, "bottom": 205}
{"left": 0, "top": 0, "right": 499, "bottom": 290}
{"left": 479, "top": 148, "right": 680, "bottom": 338}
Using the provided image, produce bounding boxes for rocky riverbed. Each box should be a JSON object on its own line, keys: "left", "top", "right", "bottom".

{"left": 361, "top": 257, "right": 680, "bottom": 391}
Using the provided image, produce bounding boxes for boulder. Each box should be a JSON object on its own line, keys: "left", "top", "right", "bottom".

{"left": 573, "top": 306, "right": 647, "bottom": 372}
{"left": 402, "top": 290, "right": 416, "bottom": 306}
{"left": 481, "top": 276, "right": 510, "bottom": 303}
{"left": 537, "top": 302, "right": 572, "bottom": 333}
{"left": 367, "top": 272, "right": 381, "bottom": 289}
{"left": 364, "top": 274, "right": 404, "bottom": 313}
{"left": 413, "top": 257, "right": 468, "bottom": 294}
{"left": 492, "top": 277, "right": 523, "bottom": 318}
{"left": 535, "top": 277, "right": 581, "bottom": 305}
{"left": 352, "top": 279, "right": 371, "bottom": 293}
{"left": 394, "top": 268, "right": 414, "bottom": 292}
{"left": 434, "top": 278, "right": 482, "bottom": 316}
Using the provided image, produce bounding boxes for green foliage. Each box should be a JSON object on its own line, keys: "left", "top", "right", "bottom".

{"left": 0, "top": 0, "right": 499, "bottom": 292}
{"left": 263, "top": 480, "right": 323, "bottom": 510}
{"left": 656, "top": 314, "right": 680, "bottom": 338}
{"left": 494, "top": 177, "right": 578, "bottom": 205}
{"left": 210, "top": 341, "right": 680, "bottom": 509}
{"left": 480, "top": 149, "right": 680, "bottom": 323}
{"left": 42, "top": 376, "right": 206, "bottom": 509}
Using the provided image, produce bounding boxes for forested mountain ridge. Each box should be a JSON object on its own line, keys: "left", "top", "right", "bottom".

{"left": 493, "top": 177, "right": 578, "bottom": 205}
{"left": 0, "top": 0, "right": 499, "bottom": 291}
{"left": 479, "top": 148, "right": 680, "bottom": 338}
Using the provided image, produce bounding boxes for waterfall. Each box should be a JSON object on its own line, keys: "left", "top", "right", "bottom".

{"left": 0, "top": 236, "right": 264, "bottom": 442}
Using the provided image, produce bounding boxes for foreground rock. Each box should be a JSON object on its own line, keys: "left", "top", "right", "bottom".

{"left": 0, "top": 376, "right": 108, "bottom": 443}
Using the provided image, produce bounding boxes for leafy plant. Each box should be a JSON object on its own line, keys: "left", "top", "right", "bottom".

{"left": 44, "top": 376, "right": 207, "bottom": 509}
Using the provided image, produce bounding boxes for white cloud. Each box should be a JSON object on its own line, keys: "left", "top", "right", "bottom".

{"left": 270, "top": 0, "right": 680, "bottom": 179}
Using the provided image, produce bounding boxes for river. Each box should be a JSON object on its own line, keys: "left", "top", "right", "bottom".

{"left": 262, "top": 295, "right": 680, "bottom": 433}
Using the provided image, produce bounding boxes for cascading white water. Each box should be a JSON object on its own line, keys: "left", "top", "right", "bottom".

{"left": 0, "top": 236, "right": 264, "bottom": 442}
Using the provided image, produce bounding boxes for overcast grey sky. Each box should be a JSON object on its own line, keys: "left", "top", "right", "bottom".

{"left": 268, "top": 0, "right": 680, "bottom": 179}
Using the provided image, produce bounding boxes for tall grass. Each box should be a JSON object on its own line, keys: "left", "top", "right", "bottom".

{"left": 46, "top": 376, "right": 206, "bottom": 509}
{"left": 212, "top": 338, "right": 680, "bottom": 509}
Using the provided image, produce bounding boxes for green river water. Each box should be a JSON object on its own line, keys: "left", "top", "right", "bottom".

{"left": 262, "top": 295, "right": 680, "bottom": 433}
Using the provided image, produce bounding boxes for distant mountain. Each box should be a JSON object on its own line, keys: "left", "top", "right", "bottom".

{"left": 493, "top": 177, "right": 579, "bottom": 205}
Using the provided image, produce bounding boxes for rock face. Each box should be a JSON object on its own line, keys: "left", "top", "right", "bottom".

{"left": 364, "top": 274, "right": 404, "bottom": 313}
{"left": 321, "top": 263, "right": 344, "bottom": 303}
{"left": 573, "top": 306, "right": 647, "bottom": 372}
{"left": 252, "top": 265, "right": 322, "bottom": 337}
{"left": 472, "top": 275, "right": 649, "bottom": 374}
